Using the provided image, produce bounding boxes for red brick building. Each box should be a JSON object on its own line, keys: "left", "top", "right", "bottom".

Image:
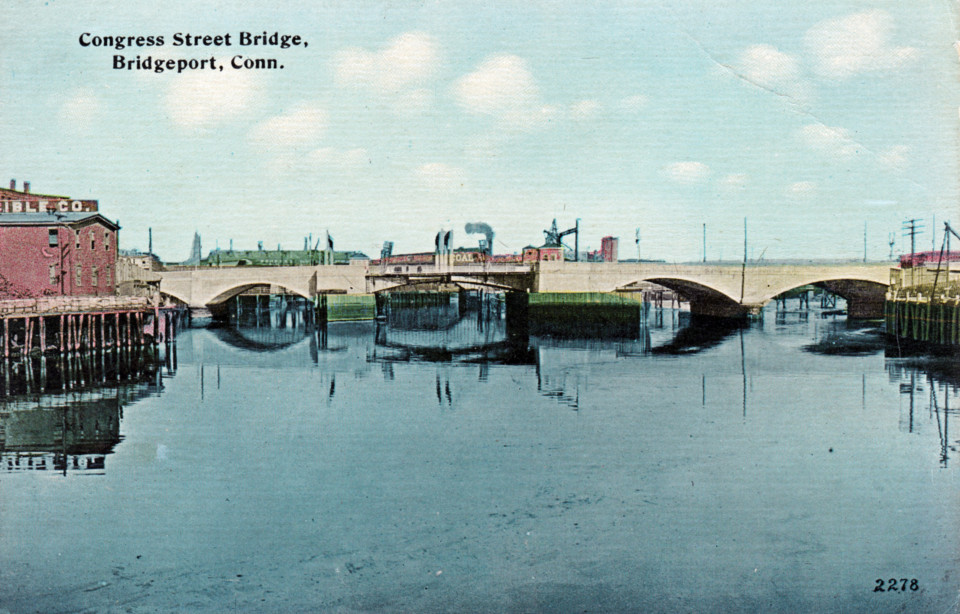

{"left": 0, "top": 182, "right": 119, "bottom": 299}
{"left": 601, "top": 236, "right": 618, "bottom": 263}
{"left": 0, "top": 179, "right": 98, "bottom": 213}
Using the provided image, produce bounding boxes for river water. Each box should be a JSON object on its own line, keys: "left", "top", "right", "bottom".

{"left": 1, "top": 298, "right": 958, "bottom": 613}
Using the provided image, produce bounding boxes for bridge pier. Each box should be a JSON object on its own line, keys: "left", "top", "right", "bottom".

{"left": 845, "top": 297, "right": 885, "bottom": 319}
{"left": 686, "top": 297, "right": 763, "bottom": 320}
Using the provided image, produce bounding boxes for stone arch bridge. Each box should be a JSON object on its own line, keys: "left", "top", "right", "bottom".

{"left": 153, "top": 261, "right": 893, "bottom": 319}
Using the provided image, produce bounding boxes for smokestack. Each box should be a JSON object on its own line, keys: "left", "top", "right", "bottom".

{"left": 9, "top": 179, "right": 14, "bottom": 190}
{"left": 464, "top": 222, "right": 495, "bottom": 255}
{"left": 23, "top": 181, "right": 29, "bottom": 194}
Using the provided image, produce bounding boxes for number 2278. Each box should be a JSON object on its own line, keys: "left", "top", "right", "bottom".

{"left": 874, "top": 578, "right": 919, "bottom": 592}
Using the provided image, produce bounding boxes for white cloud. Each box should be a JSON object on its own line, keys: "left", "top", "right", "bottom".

{"left": 249, "top": 103, "right": 327, "bottom": 150}
{"left": 58, "top": 88, "right": 100, "bottom": 128}
{"left": 570, "top": 99, "right": 601, "bottom": 119}
{"left": 453, "top": 54, "right": 540, "bottom": 120}
{"left": 415, "top": 163, "right": 466, "bottom": 190}
{"left": 307, "top": 147, "right": 369, "bottom": 169}
{"left": 165, "top": 71, "right": 259, "bottom": 128}
{"left": 737, "top": 44, "right": 807, "bottom": 97}
{"left": 805, "top": 10, "right": 919, "bottom": 79}
{"left": 335, "top": 31, "right": 439, "bottom": 93}
{"left": 619, "top": 95, "right": 647, "bottom": 111}
{"left": 787, "top": 181, "right": 817, "bottom": 195}
{"left": 662, "top": 161, "right": 711, "bottom": 184}
{"left": 878, "top": 145, "right": 910, "bottom": 169}
{"left": 797, "top": 123, "right": 858, "bottom": 157}
{"left": 720, "top": 173, "right": 749, "bottom": 190}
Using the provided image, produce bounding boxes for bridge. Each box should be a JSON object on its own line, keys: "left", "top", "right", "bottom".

{"left": 151, "top": 260, "right": 894, "bottom": 319}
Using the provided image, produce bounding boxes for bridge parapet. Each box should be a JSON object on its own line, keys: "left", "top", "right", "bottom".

{"left": 158, "top": 263, "right": 367, "bottom": 308}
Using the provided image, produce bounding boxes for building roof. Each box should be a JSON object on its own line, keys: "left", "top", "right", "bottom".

{"left": 0, "top": 212, "right": 119, "bottom": 230}
{"left": 0, "top": 187, "right": 71, "bottom": 200}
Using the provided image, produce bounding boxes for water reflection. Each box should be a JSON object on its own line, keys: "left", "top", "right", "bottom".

{"left": 886, "top": 360, "right": 960, "bottom": 468}
{"left": 650, "top": 313, "right": 742, "bottom": 355}
{"left": 0, "top": 349, "right": 163, "bottom": 475}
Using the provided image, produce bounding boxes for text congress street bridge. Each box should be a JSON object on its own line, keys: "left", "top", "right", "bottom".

{"left": 156, "top": 260, "right": 893, "bottom": 319}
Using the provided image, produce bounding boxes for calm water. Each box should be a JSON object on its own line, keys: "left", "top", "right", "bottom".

{"left": 1, "top": 299, "right": 959, "bottom": 613}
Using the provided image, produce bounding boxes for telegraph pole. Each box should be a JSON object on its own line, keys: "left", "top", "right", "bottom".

{"left": 740, "top": 217, "right": 747, "bottom": 304}
{"left": 902, "top": 218, "right": 923, "bottom": 285}
{"left": 863, "top": 221, "right": 867, "bottom": 263}
{"left": 902, "top": 218, "right": 923, "bottom": 256}
{"left": 703, "top": 223, "right": 707, "bottom": 263}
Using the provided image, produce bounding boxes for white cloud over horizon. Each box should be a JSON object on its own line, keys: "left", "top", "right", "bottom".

{"left": 797, "top": 123, "right": 859, "bottom": 158}
{"left": 804, "top": 10, "right": 919, "bottom": 79}
{"left": 249, "top": 103, "right": 328, "bottom": 151}
{"left": 335, "top": 32, "right": 440, "bottom": 93}
{"left": 58, "top": 89, "right": 101, "bottom": 130}
{"left": 453, "top": 54, "right": 552, "bottom": 129}
{"left": 662, "top": 161, "right": 711, "bottom": 184}
{"left": 736, "top": 44, "right": 808, "bottom": 99}
{"left": 165, "top": 70, "right": 261, "bottom": 128}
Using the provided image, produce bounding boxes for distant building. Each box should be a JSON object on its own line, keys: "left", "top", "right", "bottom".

{"left": 523, "top": 246, "right": 563, "bottom": 261}
{"left": 0, "top": 179, "right": 98, "bottom": 213}
{"left": 601, "top": 236, "right": 618, "bottom": 262}
{"left": 0, "top": 181, "right": 119, "bottom": 299}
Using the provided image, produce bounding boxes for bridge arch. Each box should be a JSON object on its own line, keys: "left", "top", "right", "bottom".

{"left": 369, "top": 276, "right": 530, "bottom": 295}
{"left": 160, "top": 289, "right": 190, "bottom": 306}
{"left": 619, "top": 276, "right": 744, "bottom": 318}
{"left": 203, "top": 282, "right": 313, "bottom": 306}
{"left": 763, "top": 276, "right": 888, "bottom": 319}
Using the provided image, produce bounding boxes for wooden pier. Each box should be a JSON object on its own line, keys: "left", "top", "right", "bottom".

{"left": 0, "top": 296, "right": 186, "bottom": 361}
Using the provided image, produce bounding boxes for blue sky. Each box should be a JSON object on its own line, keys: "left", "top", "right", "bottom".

{"left": 1, "top": 1, "right": 957, "bottom": 262}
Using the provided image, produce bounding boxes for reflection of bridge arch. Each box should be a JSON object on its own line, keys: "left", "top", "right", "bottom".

{"left": 211, "top": 326, "right": 312, "bottom": 352}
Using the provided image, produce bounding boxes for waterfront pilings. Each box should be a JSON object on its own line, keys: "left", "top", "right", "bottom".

{"left": 885, "top": 294, "right": 960, "bottom": 348}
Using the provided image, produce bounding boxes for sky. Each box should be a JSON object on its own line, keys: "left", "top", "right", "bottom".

{"left": 1, "top": 0, "right": 958, "bottom": 263}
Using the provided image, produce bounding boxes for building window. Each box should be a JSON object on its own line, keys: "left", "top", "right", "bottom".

{"left": 91, "top": 266, "right": 98, "bottom": 286}
{"left": 75, "top": 264, "right": 82, "bottom": 287}
{"left": 91, "top": 236, "right": 95, "bottom": 250}
{"left": 49, "top": 264, "right": 57, "bottom": 285}
{"left": 75, "top": 230, "right": 80, "bottom": 250}
{"left": 48, "top": 228, "right": 58, "bottom": 247}
{"left": 105, "top": 231, "right": 111, "bottom": 250}
{"left": 106, "top": 267, "right": 111, "bottom": 286}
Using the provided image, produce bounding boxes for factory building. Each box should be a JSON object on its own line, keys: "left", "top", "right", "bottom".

{"left": 601, "top": 236, "right": 618, "bottom": 263}
{"left": 0, "top": 180, "right": 118, "bottom": 299}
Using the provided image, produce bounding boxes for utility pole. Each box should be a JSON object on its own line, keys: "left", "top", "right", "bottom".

{"left": 740, "top": 217, "right": 747, "bottom": 304}
{"left": 635, "top": 227, "right": 641, "bottom": 262}
{"left": 888, "top": 232, "right": 895, "bottom": 260}
{"left": 863, "top": 221, "right": 867, "bottom": 263}
{"left": 932, "top": 214, "right": 936, "bottom": 252}
{"left": 575, "top": 218, "right": 580, "bottom": 262}
{"left": 902, "top": 218, "right": 923, "bottom": 286}
{"left": 902, "top": 218, "right": 922, "bottom": 256}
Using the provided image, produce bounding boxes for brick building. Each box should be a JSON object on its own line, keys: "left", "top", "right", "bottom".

{"left": 600, "top": 236, "right": 618, "bottom": 263}
{"left": 0, "top": 181, "right": 119, "bottom": 299}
